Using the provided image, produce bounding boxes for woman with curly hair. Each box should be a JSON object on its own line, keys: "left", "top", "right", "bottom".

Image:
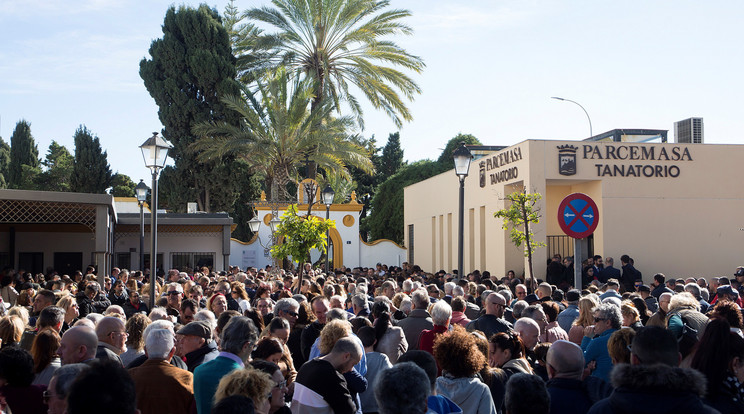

{"left": 569, "top": 295, "right": 599, "bottom": 345}
{"left": 214, "top": 367, "right": 274, "bottom": 414}
{"left": 710, "top": 300, "right": 744, "bottom": 334}
{"left": 120, "top": 313, "right": 151, "bottom": 367}
{"left": 434, "top": 326, "right": 497, "bottom": 414}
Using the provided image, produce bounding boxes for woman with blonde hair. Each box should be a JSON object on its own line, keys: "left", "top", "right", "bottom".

{"left": 214, "top": 368, "right": 274, "bottom": 414}
{"left": 319, "top": 319, "right": 352, "bottom": 355}
{"left": 621, "top": 302, "right": 643, "bottom": 331}
{"left": 56, "top": 294, "right": 79, "bottom": 332}
{"left": 120, "top": 313, "right": 151, "bottom": 367}
{"left": 569, "top": 295, "right": 600, "bottom": 345}
{"left": 7, "top": 306, "right": 30, "bottom": 329}
{"left": 0, "top": 315, "right": 24, "bottom": 348}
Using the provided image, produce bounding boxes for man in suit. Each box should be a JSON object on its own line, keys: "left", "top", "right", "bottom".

{"left": 598, "top": 257, "right": 621, "bottom": 284}
{"left": 194, "top": 316, "right": 259, "bottom": 414}
{"left": 129, "top": 328, "right": 194, "bottom": 414}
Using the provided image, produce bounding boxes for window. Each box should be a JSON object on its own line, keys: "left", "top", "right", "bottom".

{"left": 171, "top": 252, "right": 215, "bottom": 272}
{"left": 116, "top": 253, "right": 131, "bottom": 270}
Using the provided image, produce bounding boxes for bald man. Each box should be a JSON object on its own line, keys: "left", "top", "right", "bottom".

{"left": 95, "top": 316, "right": 127, "bottom": 365}
{"left": 546, "top": 341, "right": 611, "bottom": 414}
{"left": 465, "top": 292, "right": 512, "bottom": 338}
{"left": 513, "top": 318, "right": 540, "bottom": 352}
{"left": 58, "top": 326, "right": 98, "bottom": 365}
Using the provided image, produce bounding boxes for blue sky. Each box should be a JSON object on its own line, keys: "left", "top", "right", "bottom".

{"left": 1, "top": 0, "right": 742, "bottom": 183}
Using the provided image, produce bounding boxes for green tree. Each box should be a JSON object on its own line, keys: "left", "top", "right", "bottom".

{"left": 378, "top": 132, "right": 405, "bottom": 183}
{"left": 0, "top": 136, "right": 10, "bottom": 188}
{"left": 140, "top": 4, "right": 243, "bottom": 213}
{"left": 365, "top": 159, "right": 445, "bottom": 243}
{"left": 70, "top": 125, "right": 112, "bottom": 194}
{"left": 246, "top": 0, "right": 426, "bottom": 130}
{"left": 494, "top": 189, "right": 545, "bottom": 292}
{"left": 36, "top": 140, "right": 74, "bottom": 192}
{"left": 8, "top": 120, "right": 40, "bottom": 189}
{"left": 192, "top": 68, "right": 374, "bottom": 201}
{"left": 436, "top": 133, "right": 481, "bottom": 169}
{"left": 110, "top": 173, "right": 136, "bottom": 197}
{"left": 270, "top": 204, "right": 335, "bottom": 267}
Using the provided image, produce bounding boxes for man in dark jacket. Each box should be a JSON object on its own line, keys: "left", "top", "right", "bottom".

{"left": 77, "top": 282, "right": 111, "bottom": 318}
{"left": 619, "top": 255, "right": 640, "bottom": 293}
{"left": 546, "top": 340, "right": 611, "bottom": 414}
{"left": 597, "top": 257, "right": 621, "bottom": 284}
{"left": 177, "top": 321, "right": 219, "bottom": 372}
{"left": 465, "top": 292, "right": 512, "bottom": 339}
{"left": 587, "top": 326, "right": 720, "bottom": 414}
{"left": 123, "top": 291, "right": 150, "bottom": 319}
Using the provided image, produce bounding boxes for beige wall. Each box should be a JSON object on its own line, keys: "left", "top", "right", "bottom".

{"left": 405, "top": 140, "right": 744, "bottom": 282}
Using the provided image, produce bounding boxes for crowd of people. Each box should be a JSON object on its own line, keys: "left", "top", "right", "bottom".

{"left": 0, "top": 256, "right": 743, "bottom": 414}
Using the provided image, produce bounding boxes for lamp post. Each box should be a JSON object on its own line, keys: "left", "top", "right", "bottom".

{"left": 139, "top": 132, "right": 172, "bottom": 310}
{"left": 321, "top": 185, "right": 335, "bottom": 274}
{"left": 134, "top": 180, "right": 149, "bottom": 273}
{"left": 551, "top": 96, "right": 593, "bottom": 138}
{"left": 453, "top": 143, "right": 472, "bottom": 281}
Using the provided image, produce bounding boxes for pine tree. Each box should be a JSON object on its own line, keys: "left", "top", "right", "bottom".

{"left": 111, "top": 173, "right": 136, "bottom": 197}
{"left": 140, "top": 4, "right": 243, "bottom": 213}
{"left": 0, "top": 136, "right": 10, "bottom": 188}
{"left": 70, "top": 125, "right": 112, "bottom": 194}
{"left": 36, "top": 140, "right": 74, "bottom": 191}
{"left": 8, "top": 120, "right": 40, "bottom": 189}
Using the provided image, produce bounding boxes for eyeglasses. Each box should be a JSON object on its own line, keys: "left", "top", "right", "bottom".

{"left": 274, "top": 379, "right": 287, "bottom": 389}
{"left": 286, "top": 311, "right": 299, "bottom": 318}
{"left": 110, "top": 331, "right": 129, "bottom": 338}
{"left": 594, "top": 317, "right": 606, "bottom": 323}
{"left": 167, "top": 291, "right": 182, "bottom": 296}
{"left": 42, "top": 390, "right": 59, "bottom": 403}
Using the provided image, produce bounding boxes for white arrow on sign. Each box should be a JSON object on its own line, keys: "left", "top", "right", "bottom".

{"left": 564, "top": 213, "right": 575, "bottom": 218}
{"left": 583, "top": 214, "right": 594, "bottom": 219}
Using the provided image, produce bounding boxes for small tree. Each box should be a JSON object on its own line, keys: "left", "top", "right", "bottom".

{"left": 494, "top": 189, "right": 545, "bottom": 292}
{"left": 271, "top": 204, "right": 335, "bottom": 280}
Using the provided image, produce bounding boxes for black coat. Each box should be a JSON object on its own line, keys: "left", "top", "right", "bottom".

{"left": 184, "top": 340, "right": 219, "bottom": 372}
{"left": 76, "top": 292, "right": 111, "bottom": 317}
{"left": 123, "top": 300, "right": 150, "bottom": 319}
{"left": 547, "top": 376, "right": 612, "bottom": 414}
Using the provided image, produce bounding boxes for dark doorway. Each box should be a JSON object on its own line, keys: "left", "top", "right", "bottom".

{"left": 54, "top": 252, "right": 83, "bottom": 277}
{"left": 19, "top": 252, "right": 44, "bottom": 275}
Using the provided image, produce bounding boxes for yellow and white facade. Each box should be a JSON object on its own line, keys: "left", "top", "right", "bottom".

{"left": 404, "top": 140, "right": 744, "bottom": 280}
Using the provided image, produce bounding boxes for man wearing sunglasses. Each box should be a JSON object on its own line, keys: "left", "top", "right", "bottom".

{"left": 581, "top": 303, "right": 621, "bottom": 383}
{"left": 165, "top": 283, "right": 184, "bottom": 320}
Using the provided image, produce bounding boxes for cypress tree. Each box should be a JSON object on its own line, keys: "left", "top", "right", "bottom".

{"left": 8, "top": 120, "right": 40, "bottom": 189}
{"left": 140, "top": 4, "right": 242, "bottom": 213}
{"left": 0, "top": 136, "right": 10, "bottom": 188}
{"left": 378, "top": 132, "right": 405, "bottom": 183}
{"left": 70, "top": 125, "right": 112, "bottom": 193}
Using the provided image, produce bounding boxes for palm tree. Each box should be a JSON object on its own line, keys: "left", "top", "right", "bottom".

{"left": 191, "top": 68, "right": 374, "bottom": 201}
{"left": 244, "top": 0, "right": 425, "bottom": 130}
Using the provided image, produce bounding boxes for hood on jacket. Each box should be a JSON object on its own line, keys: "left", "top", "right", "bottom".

{"left": 610, "top": 363, "right": 706, "bottom": 396}
{"left": 435, "top": 376, "right": 483, "bottom": 403}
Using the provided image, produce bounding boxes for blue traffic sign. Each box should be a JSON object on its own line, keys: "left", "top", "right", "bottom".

{"left": 558, "top": 193, "right": 599, "bottom": 239}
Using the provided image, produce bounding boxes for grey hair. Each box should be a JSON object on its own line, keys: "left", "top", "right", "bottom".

{"left": 684, "top": 283, "right": 701, "bottom": 299}
{"left": 444, "top": 282, "right": 456, "bottom": 295}
{"left": 85, "top": 313, "right": 103, "bottom": 326}
{"left": 356, "top": 284, "right": 368, "bottom": 295}
{"left": 400, "top": 298, "right": 413, "bottom": 315}
{"left": 142, "top": 319, "right": 174, "bottom": 345}
{"left": 145, "top": 328, "right": 174, "bottom": 359}
{"left": 497, "top": 288, "right": 513, "bottom": 304}
{"left": 220, "top": 316, "right": 258, "bottom": 355}
{"left": 374, "top": 296, "right": 392, "bottom": 308}
{"left": 402, "top": 279, "right": 413, "bottom": 292}
{"left": 480, "top": 290, "right": 494, "bottom": 305}
{"left": 326, "top": 308, "right": 348, "bottom": 322}
{"left": 148, "top": 307, "right": 168, "bottom": 322}
{"left": 505, "top": 373, "right": 549, "bottom": 414}
{"left": 194, "top": 309, "right": 217, "bottom": 331}
{"left": 511, "top": 300, "right": 529, "bottom": 319}
{"left": 351, "top": 294, "right": 368, "bottom": 310}
{"left": 521, "top": 304, "right": 545, "bottom": 321}
{"left": 167, "top": 282, "right": 183, "bottom": 293}
{"left": 52, "top": 363, "right": 90, "bottom": 398}
{"left": 452, "top": 285, "right": 465, "bottom": 297}
{"left": 375, "top": 362, "right": 429, "bottom": 414}
{"left": 430, "top": 301, "right": 452, "bottom": 326}
{"left": 274, "top": 298, "right": 300, "bottom": 315}
{"left": 595, "top": 302, "right": 622, "bottom": 330}
{"left": 411, "top": 289, "right": 430, "bottom": 310}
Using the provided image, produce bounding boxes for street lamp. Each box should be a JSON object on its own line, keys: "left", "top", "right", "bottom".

{"left": 134, "top": 179, "right": 149, "bottom": 274}
{"left": 321, "top": 185, "right": 335, "bottom": 274}
{"left": 551, "top": 96, "right": 593, "bottom": 138}
{"left": 453, "top": 143, "right": 472, "bottom": 281}
{"left": 139, "top": 131, "right": 172, "bottom": 310}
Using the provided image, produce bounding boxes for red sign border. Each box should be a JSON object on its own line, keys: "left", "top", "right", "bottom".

{"left": 557, "top": 193, "right": 599, "bottom": 239}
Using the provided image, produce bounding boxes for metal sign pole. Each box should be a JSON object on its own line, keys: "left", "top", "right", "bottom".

{"left": 574, "top": 238, "right": 583, "bottom": 289}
